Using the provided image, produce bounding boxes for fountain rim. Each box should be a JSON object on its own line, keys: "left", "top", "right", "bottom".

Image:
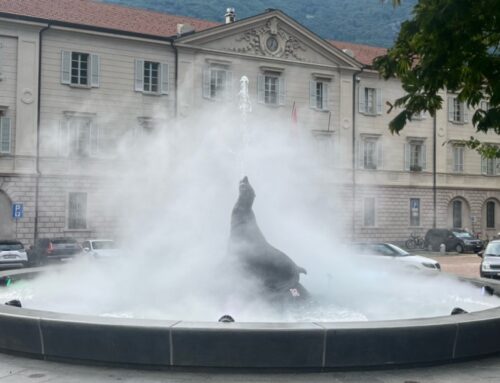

{"left": 1, "top": 267, "right": 500, "bottom": 369}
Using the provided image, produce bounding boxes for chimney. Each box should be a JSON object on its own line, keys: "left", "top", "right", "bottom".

{"left": 177, "top": 23, "right": 195, "bottom": 37}
{"left": 225, "top": 8, "right": 236, "bottom": 24}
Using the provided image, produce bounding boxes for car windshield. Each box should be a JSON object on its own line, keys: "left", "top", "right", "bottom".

{"left": 353, "top": 243, "right": 409, "bottom": 257}
{"left": 92, "top": 241, "right": 116, "bottom": 250}
{"left": 453, "top": 231, "right": 474, "bottom": 239}
{"left": 0, "top": 242, "right": 23, "bottom": 251}
{"left": 485, "top": 243, "right": 500, "bottom": 256}
{"left": 52, "top": 238, "right": 77, "bottom": 244}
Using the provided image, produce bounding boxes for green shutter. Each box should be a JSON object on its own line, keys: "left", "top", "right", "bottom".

{"left": 0, "top": 117, "right": 11, "bottom": 153}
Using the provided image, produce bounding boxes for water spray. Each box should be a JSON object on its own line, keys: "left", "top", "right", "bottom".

{"left": 238, "top": 76, "right": 252, "bottom": 176}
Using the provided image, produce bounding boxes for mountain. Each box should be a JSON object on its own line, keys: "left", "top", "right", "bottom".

{"left": 100, "top": 0, "right": 417, "bottom": 48}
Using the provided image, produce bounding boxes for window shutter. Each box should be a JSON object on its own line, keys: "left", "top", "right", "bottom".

{"left": 90, "top": 54, "right": 100, "bottom": 88}
{"left": 463, "top": 103, "right": 469, "bottom": 123}
{"left": 323, "top": 82, "right": 329, "bottom": 110}
{"left": 59, "top": 119, "right": 69, "bottom": 157}
{"left": 257, "top": 75, "right": 265, "bottom": 104}
{"left": 377, "top": 140, "right": 383, "bottom": 169}
{"left": 496, "top": 158, "right": 500, "bottom": 176}
{"left": 448, "top": 97, "right": 454, "bottom": 121}
{"left": 404, "top": 143, "right": 410, "bottom": 171}
{"left": 376, "top": 88, "right": 382, "bottom": 115}
{"left": 0, "top": 43, "right": 3, "bottom": 80}
{"left": 309, "top": 80, "right": 316, "bottom": 108}
{"left": 421, "top": 144, "right": 427, "bottom": 169}
{"left": 61, "top": 50, "right": 71, "bottom": 84}
{"left": 357, "top": 139, "right": 364, "bottom": 168}
{"left": 134, "top": 59, "right": 144, "bottom": 92}
{"left": 225, "top": 70, "right": 233, "bottom": 101}
{"left": 202, "top": 67, "right": 210, "bottom": 99}
{"left": 0, "top": 117, "right": 11, "bottom": 154}
{"left": 90, "top": 121, "right": 99, "bottom": 157}
{"left": 481, "top": 156, "right": 487, "bottom": 175}
{"left": 358, "top": 87, "right": 365, "bottom": 113}
{"left": 453, "top": 147, "right": 459, "bottom": 172}
{"left": 161, "top": 63, "right": 169, "bottom": 95}
{"left": 278, "top": 76, "right": 285, "bottom": 105}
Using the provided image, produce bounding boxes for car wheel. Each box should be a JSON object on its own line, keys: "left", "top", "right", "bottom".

{"left": 455, "top": 243, "right": 464, "bottom": 253}
{"left": 405, "top": 239, "right": 416, "bottom": 250}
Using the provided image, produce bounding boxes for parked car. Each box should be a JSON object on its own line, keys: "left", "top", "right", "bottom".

{"left": 424, "top": 229, "right": 484, "bottom": 253}
{"left": 81, "top": 239, "right": 119, "bottom": 259}
{"left": 28, "top": 237, "right": 82, "bottom": 265}
{"left": 0, "top": 240, "right": 28, "bottom": 268}
{"left": 352, "top": 242, "right": 441, "bottom": 271}
{"left": 478, "top": 240, "right": 500, "bottom": 279}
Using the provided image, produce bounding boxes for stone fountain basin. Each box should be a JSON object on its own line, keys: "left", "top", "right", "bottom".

{"left": 1, "top": 268, "right": 500, "bottom": 369}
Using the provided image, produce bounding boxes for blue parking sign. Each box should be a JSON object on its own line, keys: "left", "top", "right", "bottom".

{"left": 12, "top": 203, "right": 23, "bottom": 219}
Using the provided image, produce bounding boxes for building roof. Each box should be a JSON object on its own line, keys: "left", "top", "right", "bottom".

{"left": 329, "top": 40, "right": 387, "bottom": 66}
{"left": 0, "top": 0, "right": 386, "bottom": 65}
{"left": 0, "top": 0, "right": 219, "bottom": 38}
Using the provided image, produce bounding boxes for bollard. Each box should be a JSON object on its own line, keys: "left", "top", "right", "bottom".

{"left": 440, "top": 243, "right": 446, "bottom": 254}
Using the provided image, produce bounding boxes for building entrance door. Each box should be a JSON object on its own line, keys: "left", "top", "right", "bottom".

{"left": 0, "top": 191, "right": 14, "bottom": 238}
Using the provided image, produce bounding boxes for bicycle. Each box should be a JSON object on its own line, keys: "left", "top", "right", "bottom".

{"left": 405, "top": 232, "right": 426, "bottom": 250}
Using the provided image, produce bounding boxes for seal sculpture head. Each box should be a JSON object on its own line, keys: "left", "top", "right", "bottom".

{"left": 238, "top": 176, "right": 255, "bottom": 209}
{"left": 228, "top": 176, "right": 308, "bottom": 298}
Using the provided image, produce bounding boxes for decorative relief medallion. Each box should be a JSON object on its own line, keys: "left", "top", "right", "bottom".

{"left": 231, "top": 18, "right": 307, "bottom": 61}
{"left": 21, "top": 89, "right": 34, "bottom": 104}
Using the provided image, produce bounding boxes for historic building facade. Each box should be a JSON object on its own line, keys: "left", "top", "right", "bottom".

{"left": 0, "top": 0, "right": 499, "bottom": 245}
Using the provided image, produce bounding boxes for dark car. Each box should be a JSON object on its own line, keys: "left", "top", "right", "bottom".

{"left": 424, "top": 229, "right": 484, "bottom": 253}
{"left": 28, "top": 237, "right": 82, "bottom": 265}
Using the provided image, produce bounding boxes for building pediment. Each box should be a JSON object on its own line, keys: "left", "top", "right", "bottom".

{"left": 176, "top": 10, "right": 361, "bottom": 69}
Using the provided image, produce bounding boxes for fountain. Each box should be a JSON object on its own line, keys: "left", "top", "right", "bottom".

{"left": 1, "top": 76, "right": 500, "bottom": 369}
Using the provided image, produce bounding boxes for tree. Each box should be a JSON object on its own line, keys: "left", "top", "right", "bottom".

{"left": 374, "top": 0, "right": 500, "bottom": 157}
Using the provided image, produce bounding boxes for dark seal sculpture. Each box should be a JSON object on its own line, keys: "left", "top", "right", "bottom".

{"left": 228, "top": 176, "right": 308, "bottom": 301}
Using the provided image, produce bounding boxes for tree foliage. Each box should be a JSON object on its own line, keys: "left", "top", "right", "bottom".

{"left": 374, "top": 0, "right": 500, "bottom": 155}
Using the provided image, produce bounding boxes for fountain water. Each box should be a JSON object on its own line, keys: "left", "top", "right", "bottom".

{"left": 0, "top": 77, "right": 500, "bottom": 368}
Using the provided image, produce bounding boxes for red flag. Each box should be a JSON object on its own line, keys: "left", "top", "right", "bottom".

{"left": 291, "top": 101, "right": 298, "bottom": 125}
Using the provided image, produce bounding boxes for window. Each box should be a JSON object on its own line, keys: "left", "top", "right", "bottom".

{"left": 410, "top": 198, "right": 420, "bottom": 226}
{"left": 358, "top": 136, "right": 382, "bottom": 170}
{"left": 257, "top": 73, "right": 285, "bottom": 105}
{"left": 359, "top": 87, "right": 381, "bottom": 115}
{"left": 363, "top": 197, "right": 376, "bottom": 227}
{"left": 405, "top": 140, "right": 426, "bottom": 171}
{"left": 144, "top": 61, "right": 159, "bottom": 93}
{"left": 202, "top": 65, "right": 232, "bottom": 100}
{"left": 309, "top": 80, "right": 329, "bottom": 110}
{"left": 61, "top": 51, "right": 99, "bottom": 87}
{"left": 59, "top": 115, "right": 111, "bottom": 158}
{"left": 453, "top": 200, "right": 462, "bottom": 228}
{"left": 481, "top": 156, "right": 500, "bottom": 176}
{"left": 487, "top": 201, "right": 495, "bottom": 229}
{"left": 448, "top": 96, "right": 468, "bottom": 123}
{"left": 68, "top": 192, "right": 87, "bottom": 229}
{"left": 0, "top": 116, "right": 11, "bottom": 154}
{"left": 452, "top": 145, "right": 464, "bottom": 173}
{"left": 134, "top": 59, "right": 169, "bottom": 94}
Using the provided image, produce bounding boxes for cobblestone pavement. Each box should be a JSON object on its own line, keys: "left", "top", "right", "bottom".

{"left": 428, "top": 253, "right": 482, "bottom": 278}
{"left": 1, "top": 352, "right": 500, "bottom": 383}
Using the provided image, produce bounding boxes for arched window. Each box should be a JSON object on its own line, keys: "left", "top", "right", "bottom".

{"left": 453, "top": 200, "right": 462, "bottom": 228}
{"left": 487, "top": 201, "right": 496, "bottom": 229}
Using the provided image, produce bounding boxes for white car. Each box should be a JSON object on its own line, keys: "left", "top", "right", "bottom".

{"left": 353, "top": 243, "right": 441, "bottom": 271}
{"left": 82, "top": 239, "right": 119, "bottom": 259}
{"left": 0, "top": 240, "right": 28, "bottom": 268}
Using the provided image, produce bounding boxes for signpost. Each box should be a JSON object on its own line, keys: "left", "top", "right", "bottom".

{"left": 12, "top": 203, "right": 23, "bottom": 238}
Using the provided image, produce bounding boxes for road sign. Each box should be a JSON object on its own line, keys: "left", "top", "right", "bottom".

{"left": 12, "top": 203, "right": 23, "bottom": 219}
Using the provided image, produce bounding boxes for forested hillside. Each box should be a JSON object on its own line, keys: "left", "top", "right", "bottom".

{"left": 101, "top": 0, "right": 416, "bottom": 48}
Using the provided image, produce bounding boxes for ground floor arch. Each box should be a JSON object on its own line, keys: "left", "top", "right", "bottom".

{"left": 0, "top": 190, "right": 14, "bottom": 239}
